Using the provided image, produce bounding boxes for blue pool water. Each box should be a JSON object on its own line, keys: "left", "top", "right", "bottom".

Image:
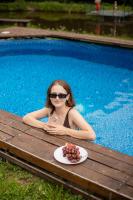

{"left": 0, "top": 39, "right": 133, "bottom": 156}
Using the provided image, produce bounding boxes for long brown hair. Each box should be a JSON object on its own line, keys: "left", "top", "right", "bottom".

{"left": 45, "top": 80, "right": 75, "bottom": 109}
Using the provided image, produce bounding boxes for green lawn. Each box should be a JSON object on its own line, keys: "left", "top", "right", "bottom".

{"left": 0, "top": 160, "right": 83, "bottom": 200}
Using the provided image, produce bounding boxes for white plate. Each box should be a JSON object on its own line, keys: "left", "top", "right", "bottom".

{"left": 54, "top": 146, "right": 88, "bottom": 164}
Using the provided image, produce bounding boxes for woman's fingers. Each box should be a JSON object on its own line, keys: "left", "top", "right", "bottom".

{"left": 43, "top": 124, "right": 66, "bottom": 135}
{"left": 47, "top": 130, "right": 58, "bottom": 135}
{"left": 44, "top": 127, "right": 57, "bottom": 133}
{"left": 43, "top": 124, "right": 56, "bottom": 131}
{"left": 47, "top": 129, "right": 57, "bottom": 133}
{"left": 46, "top": 129, "right": 65, "bottom": 135}
{"left": 47, "top": 123, "right": 57, "bottom": 128}
{"left": 43, "top": 126, "right": 49, "bottom": 131}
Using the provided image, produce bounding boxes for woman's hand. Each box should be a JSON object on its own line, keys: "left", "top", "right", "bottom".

{"left": 43, "top": 123, "right": 67, "bottom": 135}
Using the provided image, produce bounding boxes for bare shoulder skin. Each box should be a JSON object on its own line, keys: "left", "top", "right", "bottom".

{"left": 67, "top": 108, "right": 96, "bottom": 140}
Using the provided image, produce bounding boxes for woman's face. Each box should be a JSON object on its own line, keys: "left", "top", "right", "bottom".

{"left": 50, "top": 84, "right": 69, "bottom": 108}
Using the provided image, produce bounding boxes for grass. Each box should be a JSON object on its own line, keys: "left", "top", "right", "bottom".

{"left": 0, "top": 160, "right": 83, "bottom": 200}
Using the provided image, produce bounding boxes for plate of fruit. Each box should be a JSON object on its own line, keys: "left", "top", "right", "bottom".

{"left": 54, "top": 143, "right": 88, "bottom": 164}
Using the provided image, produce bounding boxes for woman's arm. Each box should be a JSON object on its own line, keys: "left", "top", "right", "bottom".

{"left": 23, "top": 107, "right": 49, "bottom": 128}
{"left": 66, "top": 128, "right": 95, "bottom": 140}
{"left": 67, "top": 109, "right": 96, "bottom": 140}
{"left": 44, "top": 124, "right": 95, "bottom": 140}
{"left": 44, "top": 109, "right": 96, "bottom": 140}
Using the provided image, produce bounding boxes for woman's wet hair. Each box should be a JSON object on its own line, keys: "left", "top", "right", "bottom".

{"left": 46, "top": 80, "right": 75, "bottom": 109}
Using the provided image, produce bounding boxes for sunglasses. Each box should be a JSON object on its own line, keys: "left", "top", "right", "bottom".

{"left": 49, "top": 93, "right": 68, "bottom": 99}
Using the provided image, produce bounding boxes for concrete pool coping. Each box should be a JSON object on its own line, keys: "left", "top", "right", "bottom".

{"left": 0, "top": 27, "right": 133, "bottom": 48}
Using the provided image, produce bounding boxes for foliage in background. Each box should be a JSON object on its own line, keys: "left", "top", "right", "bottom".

{"left": 0, "top": 1, "right": 89, "bottom": 12}
{"left": 0, "top": 1, "right": 132, "bottom": 12}
{"left": 0, "top": 0, "right": 133, "bottom": 5}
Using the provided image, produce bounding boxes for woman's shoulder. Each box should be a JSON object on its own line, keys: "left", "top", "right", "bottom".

{"left": 45, "top": 107, "right": 53, "bottom": 115}
{"left": 68, "top": 107, "right": 82, "bottom": 128}
{"left": 69, "top": 107, "right": 79, "bottom": 117}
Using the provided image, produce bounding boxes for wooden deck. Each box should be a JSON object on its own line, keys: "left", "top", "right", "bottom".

{"left": 0, "top": 27, "right": 133, "bottom": 48}
{"left": 0, "top": 18, "right": 31, "bottom": 26}
{"left": 90, "top": 10, "right": 133, "bottom": 17}
{"left": 0, "top": 110, "right": 133, "bottom": 200}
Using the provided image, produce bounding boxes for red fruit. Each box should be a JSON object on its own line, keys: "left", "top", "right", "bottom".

{"left": 62, "top": 143, "right": 81, "bottom": 163}
{"left": 67, "top": 143, "right": 76, "bottom": 148}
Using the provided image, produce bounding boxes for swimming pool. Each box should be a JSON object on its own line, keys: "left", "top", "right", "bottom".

{"left": 0, "top": 38, "right": 133, "bottom": 156}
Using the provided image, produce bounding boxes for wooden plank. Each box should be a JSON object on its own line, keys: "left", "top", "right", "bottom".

{"left": 0, "top": 18, "right": 31, "bottom": 23}
{"left": 119, "top": 185, "right": 133, "bottom": 199}
{"left": 25, "top": 128, "right": 133, "bottom": 176}
{"left": 14, "top": 133, "right": 133, "bottom": 199}
{"left": 9, "top": 133, "right": 55, "bottom": 161}
{"left": 82, "top": 159, "right": 130, "bottom": 183}
{"left": 0, "top": 111, "right": 30, "bottom": 132}
{"left": 25, "top": 128, "right": 66, "bottom": 146}
{"left": 0, "top": 115, "right": 14, "bottom": 125}
{"left": 126, "top": 178, "right": 133, "bottom": 188}
{"left": 0, "top": 110, "right": 22, "bottom": 122}
{"left": 60, "top": 136, "right": 133, "bottom": 166}
{"left": 0, "top": 123, "right": 6, "bottom": 131}
{"left": 90, "top": 10, "right": 133, "bottom": 17}
{"left": 0, "top": 123, "right": 22, "bottom": 137}
{"left": 0, "top": 130, "right": 12, "bottom": 141}
{"left": 26, "top": 126, "right": 133, "bottom": 167}
{"left": 18, "top": 130, "right": 133, "bottom": 186}
{"left": 9, "top": 120, "right": 30, "bottom": 132}
{"left": 0, "top": 133, "right": 132, "bottom": 200}
{"left": 89, "top": 151, "right": 133, "bottom": 176}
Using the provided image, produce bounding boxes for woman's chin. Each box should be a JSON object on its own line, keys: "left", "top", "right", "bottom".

{"left": 53, "top": 103, "right": 63, "bottom": 108}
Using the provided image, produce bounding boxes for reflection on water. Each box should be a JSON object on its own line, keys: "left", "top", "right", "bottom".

{"left": 0, "top": 11, "right": 133, "bottom": 39}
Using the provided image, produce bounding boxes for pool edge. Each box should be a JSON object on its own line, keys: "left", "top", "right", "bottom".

{"left": 0, "top": 27, "right": 133, "bottom": 49}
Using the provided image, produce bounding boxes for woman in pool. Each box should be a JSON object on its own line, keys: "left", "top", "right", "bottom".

{"left": 23, "top": 80, "right": 96, "bottom": 140}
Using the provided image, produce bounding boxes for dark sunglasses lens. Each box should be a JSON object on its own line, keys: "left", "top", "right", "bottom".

{"left": 49, "top": 93, "right": 67, "bottom": 99}
{"left": 58, "top": 94, "right": 67, "bottom": 98}
{"left": 49, "top": 94, "right": 57, "bottom": 98}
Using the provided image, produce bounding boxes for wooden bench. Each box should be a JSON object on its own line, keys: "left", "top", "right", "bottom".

{"left": 0, "top": 18, "right": 31, "bottom": 27}
{"left": 0, "top": 110, "right": 133, "bottom": 200}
